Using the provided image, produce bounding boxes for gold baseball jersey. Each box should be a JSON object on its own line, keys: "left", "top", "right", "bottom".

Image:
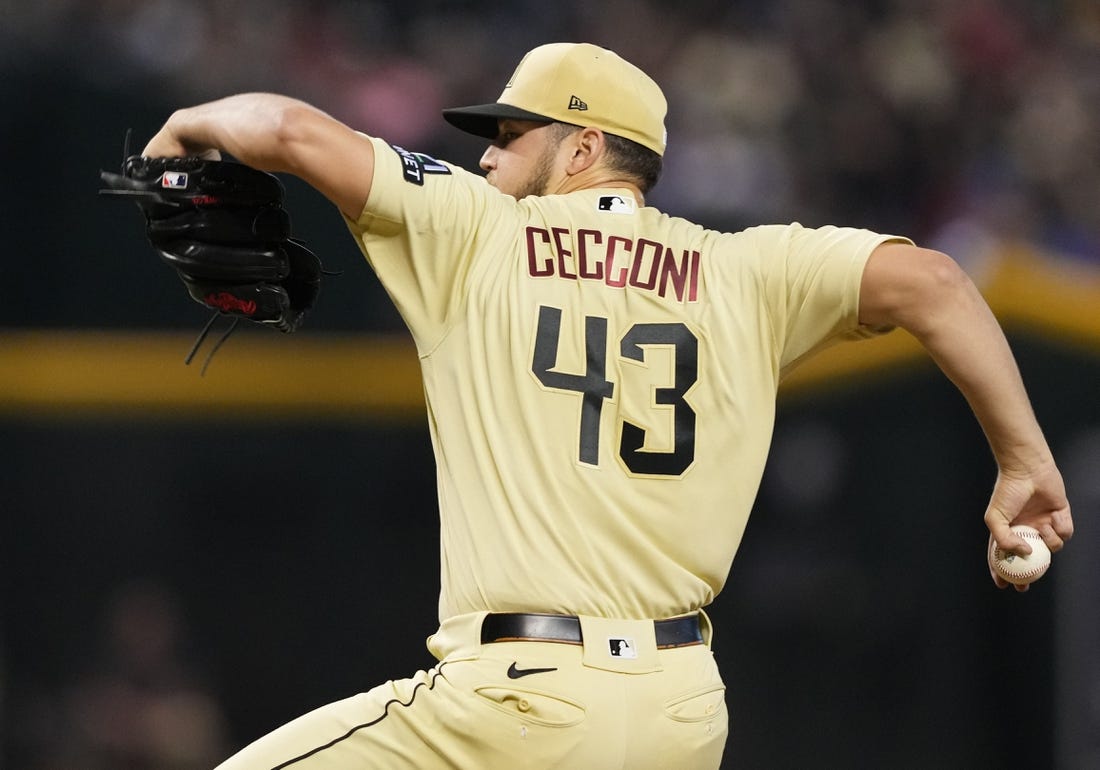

{"left": 346, "top": 136, "right": 906, "bottom": 623}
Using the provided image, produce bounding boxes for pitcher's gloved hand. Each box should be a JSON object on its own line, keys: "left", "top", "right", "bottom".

{"left": 99, "top": 155, "right": 322, "bottom": 334}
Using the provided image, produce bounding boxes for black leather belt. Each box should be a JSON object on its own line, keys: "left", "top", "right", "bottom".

{"left": 481, "top": 612, "right": 704, "bottom": 649}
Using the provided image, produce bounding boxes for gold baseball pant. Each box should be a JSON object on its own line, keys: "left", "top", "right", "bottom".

{"left": 215, "top": 611, "right": 727, "bottom": 769}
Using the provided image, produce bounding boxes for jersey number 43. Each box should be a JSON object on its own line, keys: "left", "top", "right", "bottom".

{"left": 531, "top": 304, "right": 698, "bottom": 477}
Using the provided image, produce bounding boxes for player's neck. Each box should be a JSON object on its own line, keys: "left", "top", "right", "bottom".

{"left": 552, "top": 170, "right": 645, "bottom": 207}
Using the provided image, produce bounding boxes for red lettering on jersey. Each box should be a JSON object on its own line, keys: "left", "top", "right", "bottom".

{"left": 526, "top": 227, "right": 554, "bottom": 276}
{"left": 606, "top": 236, "right": 631, "bottom": 287}
{"left": 577, "top": 229, "right": 603, "bottom": 279}
{"left": 688, "top": 250, "right": 701, "bottom": 302}
{"left": 551, "top": 227, "right": 577, "bottom": 279}
{"left": 525, "top": 225, "right": 701, "bottom": 303}
{"left": 659, "top": 249, "right": 696, "bottom": 301}
{"left": 629, "top": 239, "right": 662, "bottom": 291}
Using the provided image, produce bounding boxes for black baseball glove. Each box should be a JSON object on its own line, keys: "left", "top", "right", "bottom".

{"left": 99, "top": 155, "right": 323, "bottom": 337}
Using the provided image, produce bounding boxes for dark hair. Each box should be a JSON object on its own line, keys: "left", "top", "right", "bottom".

{"left": 602, "top": 132, "right": 663, "bottom": 194}
{"left": 549, "top": 122, "right": 663, "bottom": 194}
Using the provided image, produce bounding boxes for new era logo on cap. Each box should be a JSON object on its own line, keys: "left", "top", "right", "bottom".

{"left": 441, "top": 43, "right": 669, "bottom": 156}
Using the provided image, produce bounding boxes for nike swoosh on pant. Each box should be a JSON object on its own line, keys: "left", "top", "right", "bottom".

{"left": 507, "top": 662, "right": 558, "bottom": 679}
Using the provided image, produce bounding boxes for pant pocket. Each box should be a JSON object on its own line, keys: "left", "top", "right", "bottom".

{"left": 663, "top": 684, "right": 726, "bottom": 723}
{"left": 474, "top": 686, "right": 586, "bottom": 728}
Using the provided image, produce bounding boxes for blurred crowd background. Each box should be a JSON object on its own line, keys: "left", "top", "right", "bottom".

{"left": 5, "top": 0, "right": 1100, "bottom": 270}
{"left": 2, "top": 1, "right": 1098, "bottom": 768}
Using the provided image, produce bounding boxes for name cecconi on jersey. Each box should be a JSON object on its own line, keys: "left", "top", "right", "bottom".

{"left": 525, "top": 225, "right": 702, "bottom": 303}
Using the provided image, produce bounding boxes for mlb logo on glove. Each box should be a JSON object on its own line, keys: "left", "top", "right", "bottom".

{"left": 161, "top": 171, "right": 189, "bottom": 189}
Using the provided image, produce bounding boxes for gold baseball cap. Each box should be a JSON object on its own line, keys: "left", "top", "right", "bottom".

{"left": 443, "top": 43, "right": 668, "bottom": 156}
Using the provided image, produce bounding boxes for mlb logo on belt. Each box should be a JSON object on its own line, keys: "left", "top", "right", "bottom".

{"left": 162, "top": 172, "right": 189, "bottom": 189}
{"left": 608, "top": 637, "right": 637, "bottom": 659}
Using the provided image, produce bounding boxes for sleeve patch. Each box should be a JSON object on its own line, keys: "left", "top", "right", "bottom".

{"left": 390, "top": 145, "right": 452, "bottom": 186}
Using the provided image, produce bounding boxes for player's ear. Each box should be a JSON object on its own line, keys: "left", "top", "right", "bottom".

{"left": 564, "top": 127, "right": 605, "bottom": 176}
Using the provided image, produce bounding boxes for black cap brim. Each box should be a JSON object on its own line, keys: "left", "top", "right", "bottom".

{"left": 442, "top": 103, "right": 554, "bottom": 139}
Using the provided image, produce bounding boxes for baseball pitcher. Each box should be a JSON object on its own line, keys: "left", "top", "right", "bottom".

{"left": 110, "top": 43, "right": 1073, "bottom": 768}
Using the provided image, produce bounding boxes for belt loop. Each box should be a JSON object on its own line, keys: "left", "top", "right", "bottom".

{"left": 697, "top": 608, "right": 714, "bottom": 648}
{"left": 427, "top": 611, "right": 489, "bottom": 662}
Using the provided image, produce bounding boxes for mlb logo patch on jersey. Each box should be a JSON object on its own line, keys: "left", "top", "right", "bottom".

{"left": 161, "top": 172, "right": 189, "bottom": 189}
{"left": 597, "top": 195, "right": 635, "bottom": 214}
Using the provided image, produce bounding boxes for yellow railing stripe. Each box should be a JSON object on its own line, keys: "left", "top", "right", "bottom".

{"left": 1, "top": 252, "right": 1096, "bottom": 420}
{"left": 0, "top": 331, "right": 425, "bottom": 420}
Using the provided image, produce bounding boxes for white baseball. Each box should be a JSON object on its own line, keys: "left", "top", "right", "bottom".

{"left": 989, "top": 525, "right": 1051, "bottom": 585}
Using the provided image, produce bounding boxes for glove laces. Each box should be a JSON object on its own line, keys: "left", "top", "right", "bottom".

{"left": 184, "top": 312, "right": 241, "bottom": 376}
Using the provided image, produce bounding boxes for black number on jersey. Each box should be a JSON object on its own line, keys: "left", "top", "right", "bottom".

{"left": 531, "top": 306, "right": 615, "bottom": 465}
{"left": 531, "top": 305, "right": 698, "bottom": 476}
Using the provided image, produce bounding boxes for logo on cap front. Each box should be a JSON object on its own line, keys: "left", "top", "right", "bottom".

{"left": 568, "top": 95, "right": 588, "bottom": 111}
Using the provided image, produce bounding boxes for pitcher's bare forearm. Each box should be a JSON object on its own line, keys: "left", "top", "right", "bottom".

{"left": 142, "top": 93, "right": 374, "bottom": 219}
{"left": 859, "top": 243, "right": 1072, "bottom": 570}
{"left": 860, "top": 244, "right": 1049, "bottom": 470}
